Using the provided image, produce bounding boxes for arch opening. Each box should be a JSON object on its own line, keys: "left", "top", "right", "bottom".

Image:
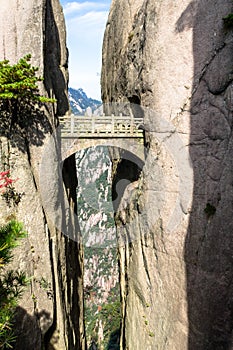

{"left": 62, "top": 145, "right": 144, "bottom": 349}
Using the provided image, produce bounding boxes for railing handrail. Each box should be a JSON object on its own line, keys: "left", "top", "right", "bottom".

{"left": 59, "top": 114, "right": 143, "bottom": 121}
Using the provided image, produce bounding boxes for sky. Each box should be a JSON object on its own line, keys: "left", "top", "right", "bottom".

{"left": 60, "top": 0, "right": 111, "bottom": 100}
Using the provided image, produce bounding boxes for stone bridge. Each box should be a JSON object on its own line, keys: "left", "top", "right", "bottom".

{"left": 59, "top": 114, "right": 145, "bottom": 161}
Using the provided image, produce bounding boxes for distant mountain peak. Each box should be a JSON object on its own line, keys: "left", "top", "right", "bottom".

{"left": 68, "top": 87, "right": 102, "bottom": 115}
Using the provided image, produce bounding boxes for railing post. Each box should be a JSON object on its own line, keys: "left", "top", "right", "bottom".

{"left": 130, "top": 114, "right": 134, "bottom": 135}
{"left": 111, "top": 114, "right": 115, "bottom": 134}
{"left": 92, "top": 115, "right": 95, "bottom": 134}
{"left": 118, "top": 113, "right": 122, "bottom": 133}
{"left": 71, "top": 114, "right": 74, "bottom": 134}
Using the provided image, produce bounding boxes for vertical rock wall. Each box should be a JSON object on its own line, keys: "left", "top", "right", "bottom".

{"left": 0, "top": 1, "right": 85, "bottom": 349}
{"left": 102, "top": 0, "right": 233, "bottom": 349}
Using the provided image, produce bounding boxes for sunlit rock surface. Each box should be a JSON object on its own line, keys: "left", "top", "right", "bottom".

{"left": 0, "top": 1, "right": 85, "bottom": 349}
{"left": 102, "top": 0, "right": 233, "bottom": 349}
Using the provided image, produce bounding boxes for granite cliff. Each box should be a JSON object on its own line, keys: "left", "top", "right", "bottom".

{"left": 0, "top": 1, "right": 85, "bottom": 349}
{"left": 102, "top": 0, "right": 233, "bottom": 349}
{"left": 1, "top": 0, "right": 233, "bottom": 349}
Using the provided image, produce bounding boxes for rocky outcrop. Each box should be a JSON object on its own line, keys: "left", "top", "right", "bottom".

{"left": 0, "top": 1, "right": 85, "bottom": 349}
{"left": 102, "top": 0, "right": 233, "bottom": 349}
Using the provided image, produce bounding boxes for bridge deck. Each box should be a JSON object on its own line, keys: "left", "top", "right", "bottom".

{"left": 59, "top": 114, "right": 144, "bottom": 138}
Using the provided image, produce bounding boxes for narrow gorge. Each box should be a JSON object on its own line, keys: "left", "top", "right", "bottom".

{"left": 1, "top": 1, "right": 233, "bottom": 350}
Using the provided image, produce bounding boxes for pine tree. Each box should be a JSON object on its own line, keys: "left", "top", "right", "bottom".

{"left": 0, "top": 54, "right": 55, "bottom": 103}
{"left": 0, "top": 54, "right": 55, "bottom": 129}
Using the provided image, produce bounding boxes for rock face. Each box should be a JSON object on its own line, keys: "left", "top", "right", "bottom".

{"left": 0, "top": 1, "right": 85, "bottom": 349}
{"left": 102, "top": 0, "right": 233, "bottom": 349}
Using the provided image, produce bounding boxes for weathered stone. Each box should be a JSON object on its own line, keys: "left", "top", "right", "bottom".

{"left": 0, "top": 1, "right": 85, "bottom": 349}
{"left": 102, "top": 0, "right": 233, "bottom": 349}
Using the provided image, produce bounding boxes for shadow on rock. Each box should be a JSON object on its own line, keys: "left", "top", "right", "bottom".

{"left": 177, "top": 1, "right": 233, "bottom": 349}
{"left": 13, "top": 307, "right": 57, "bottom": 350}
{"left": 0, "top": 100, "right": 52, "bottom": 154}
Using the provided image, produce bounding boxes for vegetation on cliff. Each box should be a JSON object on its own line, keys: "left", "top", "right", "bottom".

{"left": 0, "top": 171, "right": 27, "bottom": 349}
{"left": 76, "top": 148, "right": 120, "bottom": 349}
{"left": 0, "top": 54, "right": 55, "bottom": 134}
{"left": 0, "top": 220, "right": 27, "bottom": 349}
{"left": 85, "top": 296, "right": 121, "bottom": 350}
{"left": 0, "top": 54, "right": 54, "bottom": 103}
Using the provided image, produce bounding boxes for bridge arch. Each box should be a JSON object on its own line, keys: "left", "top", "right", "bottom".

{"left": 61, "top": 137, "right": 146, "bottom": 164}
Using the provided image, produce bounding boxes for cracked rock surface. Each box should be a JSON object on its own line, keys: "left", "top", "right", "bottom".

{"left": 0, "top": 1, "right": 85, "bottom": 349}
{"left": 102, "top": 0, "right": 233, "bottom": 349}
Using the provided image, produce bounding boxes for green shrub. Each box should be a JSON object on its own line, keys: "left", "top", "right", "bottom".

{"left": 204, "top": 203, "right": 216, "bottom": 218}
{"left": 0, "top": 220, "right": 27, "bottom": 349}
{"left": 223, "top": 13, "right": 233, "bottom": 28}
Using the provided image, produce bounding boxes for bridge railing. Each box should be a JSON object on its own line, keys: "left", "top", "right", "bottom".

{"left": 59, "top": 114, "right": 144, "bottom": 138}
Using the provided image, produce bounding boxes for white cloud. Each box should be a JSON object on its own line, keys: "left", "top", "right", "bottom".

{"left": 64, "top": 1, "right": 108, "bottom": 16}
{"left": 68, "top": 11, "right": 108, "bottom": 32}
